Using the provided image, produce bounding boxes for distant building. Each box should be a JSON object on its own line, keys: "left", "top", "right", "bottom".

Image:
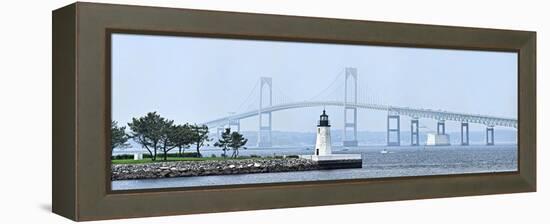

{"left": 426, "top": 133, "right": 451, "bottom": 146}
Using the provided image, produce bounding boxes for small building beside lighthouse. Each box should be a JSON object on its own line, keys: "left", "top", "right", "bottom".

{"left": 315, "top": 110, "right": 332, "bottom": 156}
{"left": 300, "top": 110, "right": 362, "bottom": 169}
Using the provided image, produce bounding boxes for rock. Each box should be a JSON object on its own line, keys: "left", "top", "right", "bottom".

{"left": 228, "top": 164, "right": 236, "bottom": 169}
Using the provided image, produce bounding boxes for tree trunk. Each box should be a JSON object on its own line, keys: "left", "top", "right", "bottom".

{"left": 162, "top": 144, "right": 168, "bottom": 161}
{"left": 196, "top": 143, "right": 201, "bottom": 157}
{"left": 143, "top": 145, "right": 153, "bottom": 161}
{"left": 152, "top": 143, "right": 157, "bottom": 161}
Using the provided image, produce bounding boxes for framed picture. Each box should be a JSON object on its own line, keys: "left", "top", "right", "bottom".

{"left": 52, "top": 2, "right": 536, "bottom": 221}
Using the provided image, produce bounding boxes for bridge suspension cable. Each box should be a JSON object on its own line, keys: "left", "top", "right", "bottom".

{"left": 234, "top": 79, "right": 259, "bottom": 113}
{"left": 308, "top": 70, "right": 345, "bottom": 101}
{"left": 273, "top": 86, "right": 294, "bottom": 105}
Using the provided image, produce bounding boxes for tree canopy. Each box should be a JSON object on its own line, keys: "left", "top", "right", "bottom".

{"left": 158, "top": 118, "right": 176, "bottom": 161}
{"left": 127, "top": 112, "right": 211, "bottom": 161}
{"left": 214, "top": 128, "right": 248, "bottom": 158}
{"left": 111, "top": 121, "right": 129, "bottom": 152}
{"left": 214, "top": 128, "right": 231, "bottom": 158}
{"left": 189, "top": 124, "right": 211, "bottom": 157}
{"left": 228, "top": 131, "right": 248, "bottom": 158}
{"left": 127, "top": 112, "right": 168, "bottom": 161}
{"left": 169, "top": 124, "right": 194, "bottom": 157}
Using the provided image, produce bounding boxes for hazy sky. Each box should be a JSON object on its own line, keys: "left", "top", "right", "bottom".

{"left": 112, "top": 33, "right": 517, "bottom": 132}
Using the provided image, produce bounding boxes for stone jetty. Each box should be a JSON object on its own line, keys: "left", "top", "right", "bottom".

{"left": 111, "top": 158, "right": 321, "bottom": 181}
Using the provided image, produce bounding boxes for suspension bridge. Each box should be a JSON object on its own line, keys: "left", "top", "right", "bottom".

{"left": 202, "top": 68, "right": 517, "bottom": 147}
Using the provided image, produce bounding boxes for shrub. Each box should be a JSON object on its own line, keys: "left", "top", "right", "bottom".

{"left": 111, "top": 152, "right": 200, "bottom": 160}
{"left": 111, "top": 154, "right": 134, "bottom": 160}
{"left": 143, "top": 152, "right": 199, "bottom": 158}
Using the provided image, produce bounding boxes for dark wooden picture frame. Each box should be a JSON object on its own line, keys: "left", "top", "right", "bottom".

{"left": 53, "top": 2, "right": 536, "bottom": 221}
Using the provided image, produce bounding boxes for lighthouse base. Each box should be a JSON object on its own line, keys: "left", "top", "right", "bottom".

{"left": 299, "top": 154, "right": 362, "bottom": 169}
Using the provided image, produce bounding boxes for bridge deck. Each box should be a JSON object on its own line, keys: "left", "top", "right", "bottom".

{"left": 203, "top": 101, "right": 517, "bottom": 128}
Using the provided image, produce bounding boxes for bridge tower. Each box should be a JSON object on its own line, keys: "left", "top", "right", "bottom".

{"left": 343, "top": 67, "right": 358, "bottom": 147}
{"left": 387, "top": 111, "right": 400, "bottom": 146}
{"left": 258, "top": 77, "right": 272, "bottom": 147}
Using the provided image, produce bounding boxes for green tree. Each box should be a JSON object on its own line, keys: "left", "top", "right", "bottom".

{"left": 189, "top": 124, "right": 211, "bottom": 157}
{"left": 170, "top": 124, "right": 193, "bottom": 157}
{"left": 213, "top": 128, "right": 231, "bottom": 158}
{"left": 158, "top": 119, "right": 176, "bottom": 161}
{"left": 111, "top": 121, "right": 129, "bottom": 153}
{"left": 127, "top": 112, "right": 168, "bottom": 161}
{"left": 228, "top": 131, "right": 248, "bottom": 158}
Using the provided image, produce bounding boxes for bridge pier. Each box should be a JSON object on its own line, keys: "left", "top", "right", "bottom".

{"left": 343, "top": 67, "right": 358, "bottom": 147}
{"left": 258, "top": 77, "right": 272, "bottom": 147}
{"left": 486, "top": 126, "right": 495, "bottom": 145}
{"left": 387, "top": 114, "right": 400, "bottom": 146}
{"left": 461, "top": 122, "right": 469, "bottom": 145}
{"left": 410, "top": 118, "right": 419, "bottom": 146}
{"left": 437, "top": 120, "right": 446, "bottom": 135}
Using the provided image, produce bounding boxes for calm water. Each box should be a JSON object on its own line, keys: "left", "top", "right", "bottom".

{"left": 112, "top": 145, "right": 517, "bottom": 190}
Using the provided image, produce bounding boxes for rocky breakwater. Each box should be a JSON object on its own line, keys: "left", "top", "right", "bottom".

{"left": 112, "top": 158, "right": 320, "bottom": 181}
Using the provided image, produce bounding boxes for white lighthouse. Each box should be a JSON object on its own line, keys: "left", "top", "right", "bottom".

{"left": 299, "top": 109, "right": 362, "bottom": 169}
{"left": 315, "top": 110, "right": 332, "bottom": 156}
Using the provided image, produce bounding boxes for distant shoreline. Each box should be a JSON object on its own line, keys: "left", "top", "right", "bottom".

{"left": 112, "top": 144, "right": 518, "bottom": 155}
